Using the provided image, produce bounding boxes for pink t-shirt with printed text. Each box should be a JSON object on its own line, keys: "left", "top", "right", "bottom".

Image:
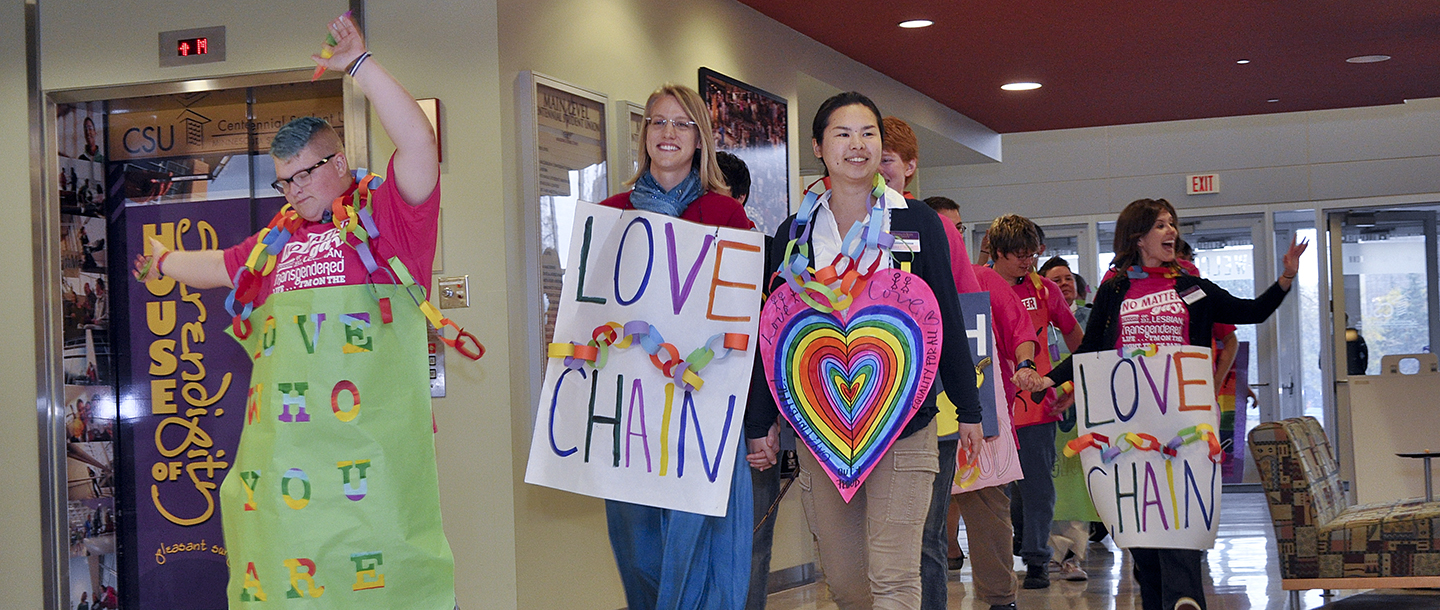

{"left": 223, "top": 156, "right": 439, "bottom": 306}
{"left": 1116, "top": 268, "right": 1191, "bottom": 349}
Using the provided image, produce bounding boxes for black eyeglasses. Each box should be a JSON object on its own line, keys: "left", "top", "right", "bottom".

{"left": 271, "top": 153, "right": 337, "bottom": 194}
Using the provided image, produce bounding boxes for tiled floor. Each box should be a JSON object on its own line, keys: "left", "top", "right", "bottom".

{"left": 763, "top": 491, "right": 1380, "bottom": 610}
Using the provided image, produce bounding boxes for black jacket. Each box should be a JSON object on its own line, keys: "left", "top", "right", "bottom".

{"left": 1047, "top": 272, "right": 1290, "bottom": 384}
{"left": 745, "top": 198, "right": 981, "bottom": 440}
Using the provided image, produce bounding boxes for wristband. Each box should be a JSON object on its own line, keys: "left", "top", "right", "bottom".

{"left": 348, "top": 51, "right": 371, "bottom": 77}
{"left": 156, "top": 250, "right": 172, "bottom": 278}
{"left": 1017, "top": 359, "right": 1037, "bottom": 371}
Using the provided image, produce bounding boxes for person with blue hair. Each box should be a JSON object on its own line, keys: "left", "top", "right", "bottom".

{"left": 132, "top": 12, "right": 459, "bottom": 609}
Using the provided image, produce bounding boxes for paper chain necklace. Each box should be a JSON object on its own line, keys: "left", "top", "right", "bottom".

{"left": 777, "top": 174, "right": 891, "bottom": 313}
{"left": 225, "top": 170, "right": 484, "bottom": 360}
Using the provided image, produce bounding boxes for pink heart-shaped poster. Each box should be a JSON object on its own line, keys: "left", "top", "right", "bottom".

{"left": 759, "top": 268, "right": 942, "bottom": 502}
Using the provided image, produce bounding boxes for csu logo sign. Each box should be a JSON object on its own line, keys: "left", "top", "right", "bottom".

{"left": 121, "top": 109, "right": 211, "bottom": 155}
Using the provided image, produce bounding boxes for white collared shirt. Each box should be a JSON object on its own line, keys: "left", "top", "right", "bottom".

{"left": 809, "top": 185, "right": 909, "bottom": 273}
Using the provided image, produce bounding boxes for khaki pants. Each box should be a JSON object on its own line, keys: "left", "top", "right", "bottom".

{"left": 954, "top": 485, "right": 1016, "bottom": 605}
{"left": 799, "top": 420, "right": 939, "bottom": 610}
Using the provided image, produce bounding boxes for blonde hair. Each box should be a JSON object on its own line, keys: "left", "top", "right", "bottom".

{"left": 626, "top": 84, "right": 729, "bottom": 195}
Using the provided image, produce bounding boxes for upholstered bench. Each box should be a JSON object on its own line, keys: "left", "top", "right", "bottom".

{"left": 1248, "top": 416, "right": 1440, "bottom": 603}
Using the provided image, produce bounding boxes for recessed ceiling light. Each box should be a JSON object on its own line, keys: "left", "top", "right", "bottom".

{"left": 1001, "top": 82, "right": 1042, "bottom": 91}
{"left": 1236, "top": 59, "right": 1251, "bottom": 64}
{"left": 1267, "top": 98, "right": 1280, "bottom": 103}
{"left": 1346, "top": 54, "right": 1391, "bottom": 64}
{"left": 898, "top": 19, "right": 933, "bottom": 29}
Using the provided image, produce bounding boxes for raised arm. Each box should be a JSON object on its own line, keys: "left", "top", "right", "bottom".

{"left": 315, "top": 13, "right": 438, "bottom": 205}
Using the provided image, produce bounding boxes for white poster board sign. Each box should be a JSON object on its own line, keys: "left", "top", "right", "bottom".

{"left": 1073, "top": 345, "right": 1222, "bottom": 550}
{"left": 525, "top": 201, "right": 764, "bottom": 516}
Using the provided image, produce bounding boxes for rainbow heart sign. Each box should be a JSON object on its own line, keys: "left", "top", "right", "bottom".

{"left": 760, "top": 268, "right": 942, "bottom": 501}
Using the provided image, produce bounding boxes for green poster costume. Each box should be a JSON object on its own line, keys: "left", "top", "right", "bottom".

{"left": 218, "top": 284, "right": 454, "bottom": 608}
{"left": 1052, "top": 412, "right": 1101, "bottom": 522}
{"left": 1048, "top": 325, "right": 1100, "bottom": 523}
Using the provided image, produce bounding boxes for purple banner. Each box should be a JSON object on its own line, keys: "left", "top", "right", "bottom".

{"left": 123, "top": 198, "right": 254, "bottom": 608}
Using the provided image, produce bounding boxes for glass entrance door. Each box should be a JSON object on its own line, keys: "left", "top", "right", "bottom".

{"left": 1179, "top": 214, "right": 1270, "bottom": 485}
{"left": 1325, "top": 206, "right": 1440, "bottom": 496}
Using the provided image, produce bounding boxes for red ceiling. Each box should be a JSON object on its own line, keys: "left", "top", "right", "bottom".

{"left": 737, "top": 0, "right": 1440, "bottom": 133}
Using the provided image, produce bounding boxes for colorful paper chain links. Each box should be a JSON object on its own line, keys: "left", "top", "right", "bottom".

{"left": 225, "top": 171, "right": 484, "bottom": 361}
{"left": 547, "top": 321, "right": 749, "bottom": 392}
{"left": 777, "top": 175, "right": 890, "bottom": 313}
{"left": 1063, "top": 424, "right": 1221, "bottom": 464}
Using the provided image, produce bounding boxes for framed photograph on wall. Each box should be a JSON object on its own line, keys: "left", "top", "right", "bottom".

{"left": 699, "top": 68, "right": 789, "bottom": 234}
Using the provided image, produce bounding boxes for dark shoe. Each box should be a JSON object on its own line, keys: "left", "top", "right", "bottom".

{"left": 948, "top": 553, "right": 965, "bottom": 571}
{"left": 989, "top": 604, "right": 1016, "bottom": 610}
{"left": 1022, "top": 564, "right": 1050, "bottom": 589}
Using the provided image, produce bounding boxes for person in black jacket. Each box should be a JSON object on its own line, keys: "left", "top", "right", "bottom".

{"left": 1035, "top": 198, "right": 1306, "bottom": 610}
{"left": 745, "top": 92, "right": 982, "bottom": 610}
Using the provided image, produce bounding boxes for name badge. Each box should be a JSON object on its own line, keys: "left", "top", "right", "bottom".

{"left": 1180, "top": 285, "right": 1206, "bottom": 304}
{"left": 891, "top": 230, "right": 922, "bottom": 254}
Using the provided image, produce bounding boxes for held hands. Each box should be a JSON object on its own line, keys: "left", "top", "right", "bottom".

{"left": 314, "top": 13, "right": 366, "bottom": 74}
{"left": 746, "top": 423, "right": 780, "bottom": 470}
{"left": 1012, "top": 367, "right": 1048, "bottom": 394}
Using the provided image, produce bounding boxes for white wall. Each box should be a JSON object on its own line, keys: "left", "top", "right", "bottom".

{"left": 927, "top": 98, "right": 1440, "bottom": 222}
{"left": 0, "top": 1, "right": 42, "bottom": 609}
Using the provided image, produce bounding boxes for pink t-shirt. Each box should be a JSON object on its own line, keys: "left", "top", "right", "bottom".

{"left": 972, "top": 265, "right": 1037, "bottom": 407}
{"left": 223, "top": 156, "right": 440, "bottom": 306}
{"left": 1117, "top": 268, "right": 1191, "bottom": 349}
{"left": 942, "top": 220, "right": 981, "bottom": 294}
{"left": 1010, "top": 274, "right": 1078, "bottom": 427}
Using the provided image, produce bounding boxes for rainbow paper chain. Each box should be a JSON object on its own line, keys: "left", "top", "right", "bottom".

{"left": 777, "top": 175, "right": 891, "bottom": 313}
{"left": 1063, "top": 423, "right": 1222, "bottom": 464}
{"left": 548, "top": 321, "right": 749, "bottom": 392}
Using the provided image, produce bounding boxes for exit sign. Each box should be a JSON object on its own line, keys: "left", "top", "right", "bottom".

{"left": 1187, "top": 173, "right": 1220, "bottom": 195}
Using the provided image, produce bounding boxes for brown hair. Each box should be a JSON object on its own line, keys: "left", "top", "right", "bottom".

{"left": 626, "top": 84, "right": 729, "bottom": 195}
{"left": 882, "top": 116, "right": 919, "bottom": 164}
{"left": 986, "top": 214, "right": 1041, "bottom": 257}
{"left": 1111, "top": 198, "right": 1181, "bottom": 272}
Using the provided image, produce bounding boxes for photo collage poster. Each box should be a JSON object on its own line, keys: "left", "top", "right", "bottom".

{"left": 700, "top": 68, "right": 789, "bottom": 235}
{"left": 59, "top": 99, "right": 121, "bottom": 610}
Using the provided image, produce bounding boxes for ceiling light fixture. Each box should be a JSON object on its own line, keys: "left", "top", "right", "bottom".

{"left": 898, "top": 19, "right": 933, "bottom": 28}
{"left": 1267, "top": 98, "right": 1280, "bottom": 103}
{"left": 1346, "top": 54, "right": 1391, "bottom": 64}
{"left": 1236, "top": 59, "right": 1251, "bottom": 64}
{"left": 1001, "top": 82, "right": 1042, "bottom": 91}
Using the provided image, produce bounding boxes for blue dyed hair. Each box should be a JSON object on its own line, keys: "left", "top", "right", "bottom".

{"left": 270, "top": 116, "right": 335, "bottom": 160}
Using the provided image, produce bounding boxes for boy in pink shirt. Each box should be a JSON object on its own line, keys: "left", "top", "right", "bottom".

{"left": 986, "top": 215, "right": 1080, "bottom": 590}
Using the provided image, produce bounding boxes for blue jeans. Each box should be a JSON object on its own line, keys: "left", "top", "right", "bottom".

{"left": 1011, "top": 422, "right": 1056, "bottom": 568}
{"left": 747, "top": 462, "right": 781, "bottom": 610}
{"left": 920, "top": 438, "right": 959, "bottom": 610}
{"left": 606, "top": 440, "right": 754, "bottom": 610}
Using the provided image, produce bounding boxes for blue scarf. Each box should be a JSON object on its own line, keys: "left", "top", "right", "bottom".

{"left": 630, "top": 170, "right": 704, "bottom": 218}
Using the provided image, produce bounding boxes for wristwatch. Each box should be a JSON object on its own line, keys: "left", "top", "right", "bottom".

{"left": 1016, "top": 359, "right": 1037, "bottom": 371}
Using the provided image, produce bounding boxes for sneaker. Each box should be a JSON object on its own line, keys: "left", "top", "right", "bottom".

{"left": 1047, "top": 560, "right": 1062, "bottom": 573}
{"left": 1059, "top": 559, "right": 1088, "bottom": 581}
{"left": 1173, "top": 597, "right": 1202, "bottom": 610}
{"left": 1022, "top": 564, "right": 1049, "bottom": 589}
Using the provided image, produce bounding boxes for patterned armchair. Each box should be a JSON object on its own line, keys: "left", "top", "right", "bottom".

{"left": 1249, "top": 416, "right": 1440, "bottom": 595}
